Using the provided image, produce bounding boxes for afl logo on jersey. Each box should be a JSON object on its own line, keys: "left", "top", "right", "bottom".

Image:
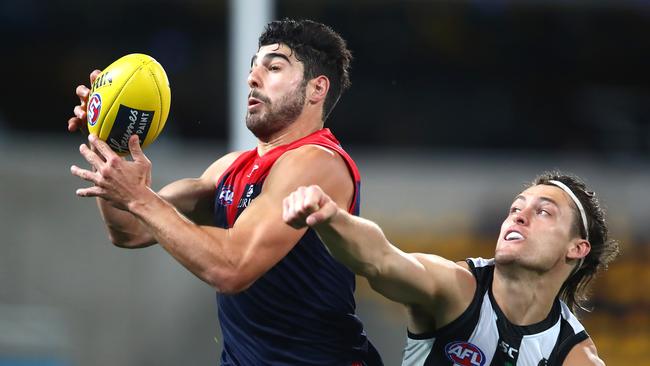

{"left": 88, "top": 93, "right": 102, "bottom": 126}
{"left": 445, "top": 341, "right": 486, "bottom": 366}
{"left": 218, "top": 185, "right": 234, "bottom": 206}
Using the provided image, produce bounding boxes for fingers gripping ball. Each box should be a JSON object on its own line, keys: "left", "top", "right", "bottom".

{"left": 87, "top": 54, "right": 171, "bottom": 155}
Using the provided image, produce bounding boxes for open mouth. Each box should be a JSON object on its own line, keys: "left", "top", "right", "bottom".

{"left": 248, "top": 98, "right": 263, "bottom": 108}
{"left": 504, "top": 230, "right": 524, "bottom": 241}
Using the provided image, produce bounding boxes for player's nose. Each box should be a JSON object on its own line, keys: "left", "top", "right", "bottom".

{"left": 513, "top": 210, "right": 529, "bottom": 226}
{"left": 247, "top": 67, "right": 262, "bottom": 89}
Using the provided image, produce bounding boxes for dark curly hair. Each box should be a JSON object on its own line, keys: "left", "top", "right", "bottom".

{"left": 531, "top": 171, "right": 620, "bottom": 314}
{"left": 258, "top": 18, "right": 352, "bottom": 121}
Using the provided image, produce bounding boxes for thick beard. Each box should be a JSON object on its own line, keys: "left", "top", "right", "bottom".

{"left": 246, "top": 83, "right": 306, "bottom": 140}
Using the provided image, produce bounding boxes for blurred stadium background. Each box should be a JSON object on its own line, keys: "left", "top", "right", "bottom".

{"left": 1, "top": 0, "right": 649, "bottom": 365}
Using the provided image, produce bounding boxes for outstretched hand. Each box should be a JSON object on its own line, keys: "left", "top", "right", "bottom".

{"left": 68, "top": 70, "right": 101, "bottom": 133}
{"left": 70, "top": 134, "right": 153, "bottom": 211}
{"left": 283, "top": 185, "right": 340, "bottom": 229}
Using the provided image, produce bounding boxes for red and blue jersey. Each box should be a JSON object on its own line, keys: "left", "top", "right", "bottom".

{"left": 213, "top": 128, "right": 381, "bottom": 365}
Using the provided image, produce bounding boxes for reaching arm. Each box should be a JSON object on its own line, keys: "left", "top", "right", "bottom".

{"left": 283, "top": 185, "right": 476, "bottom": 308}
{"left": 72, "top": 136, "right": 354, "bottom": 293}
{"left": 93, "top": 149, "right": 242, "bottom": 248}
{"left": 68, "top": 70, "right": 239, "bottom": 249}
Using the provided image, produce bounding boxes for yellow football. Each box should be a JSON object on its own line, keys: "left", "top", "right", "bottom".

{"left": 87, "top": 53, "right": 171, "bottom": 154}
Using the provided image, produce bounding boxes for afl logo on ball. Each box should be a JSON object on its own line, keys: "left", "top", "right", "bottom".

{"left": 87, "top": 93, "right": 102, "bottom": 126}
{"left": 445, "top": 341, "right": 486, "bottom": 366}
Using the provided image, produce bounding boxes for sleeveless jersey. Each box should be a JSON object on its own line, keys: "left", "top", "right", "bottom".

{"left": 213, "top": 129, "right": 382, "bottom": 366}
{"left": 403, "top": 257, "right": 589, "bottom": 366}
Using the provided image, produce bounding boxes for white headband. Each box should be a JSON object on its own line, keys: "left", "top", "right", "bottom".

{"left": 548, "top": 180, "right": 588, "bottom": 273}
{"left": 548, "top": 180, "right": 589, "bottom": 241}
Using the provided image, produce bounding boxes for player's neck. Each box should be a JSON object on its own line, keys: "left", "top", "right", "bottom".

{"left": 492, "top": 265, "right": 564, "bottom": 326}
{"left": 256, "top": 110, "right": 324, "bottom": 156}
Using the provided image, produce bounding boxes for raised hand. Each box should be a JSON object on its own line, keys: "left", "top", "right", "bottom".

{"left": 71, "top": 134, "right": 153, "bottom": 210}
{"left": 68, "top": 70, "right": 101, "bottom": 133}
{"left": 282, "top": 185, "right": 340, "bottom": 229}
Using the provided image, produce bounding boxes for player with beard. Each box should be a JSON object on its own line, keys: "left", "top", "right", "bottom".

{"left": 283, "top": 172, "right": 619, "bottom": 365}
{"left": 67, "top": 19, "right": 383, "bottom": 365}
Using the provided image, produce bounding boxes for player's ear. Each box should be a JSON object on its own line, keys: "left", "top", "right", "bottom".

{"left": 308, "top": 76, "right": 329, "bottom": 104}
{"left": 568, "top": 238, "right": 590, "bottom": 261}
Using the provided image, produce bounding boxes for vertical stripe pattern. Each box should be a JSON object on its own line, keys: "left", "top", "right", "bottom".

{"left": 402, "top": 258, "right": 589, "bottom": 365}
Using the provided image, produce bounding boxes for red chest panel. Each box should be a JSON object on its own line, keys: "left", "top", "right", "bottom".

{"left": 214, "top": 128, "right": 361, "bottom": 228}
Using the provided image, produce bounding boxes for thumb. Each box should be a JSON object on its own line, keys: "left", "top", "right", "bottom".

{"left": 128, "top": 134, "right": 145, "bottom": 159}
{"left": 305, "top": 200, "right": 339, "bottom": 227}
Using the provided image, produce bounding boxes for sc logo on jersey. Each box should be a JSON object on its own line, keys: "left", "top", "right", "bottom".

{"left": 445, "top": 341, "right": 486, "bottom": 366}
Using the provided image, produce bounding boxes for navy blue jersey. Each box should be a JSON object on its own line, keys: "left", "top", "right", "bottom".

{"left": 213, "top": 129, "right": 382, "bottom": 365}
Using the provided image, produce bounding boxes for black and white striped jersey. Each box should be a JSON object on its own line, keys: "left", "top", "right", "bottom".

{"left": 402, "top": 257, "right": 589, "bottom": 366}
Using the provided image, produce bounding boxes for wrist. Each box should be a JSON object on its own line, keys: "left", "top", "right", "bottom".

{"left": 127, "top": 187, "right": 162, "bottom": 218}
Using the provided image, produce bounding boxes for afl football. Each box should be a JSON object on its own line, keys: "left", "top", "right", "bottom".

{"left": 86, "top": 53, "right": 171, "bottom": 154}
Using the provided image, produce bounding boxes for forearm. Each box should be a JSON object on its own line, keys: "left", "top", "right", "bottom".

{"left": 313, "top": 209, "right": 392, "bottom": 278}
{"left": 96, "top": 197, "right": 155, "bottom": 248}
{"left": 312, "top": 207, "right": 440, "bottom": 306}
{"left": 126, "top": 188, "right": 238, "bottom": 291}
{"left": 96, "top": 177, "right": 218, "bottom": 248}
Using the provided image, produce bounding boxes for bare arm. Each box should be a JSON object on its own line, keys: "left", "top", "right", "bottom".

{"left": 564, "top": 338, "right": 605, "bottom": 366}
{"left": 68, "top": 70, "right": 239, "bottom": 249}
{"left": 283, "top": 186, "right": 475, "bottom": 308}
{"left": 93, "top": 150, "right": 242, "bottom": 248}
{"left": 72, "top": 136, "right": 353, "bottom": 293}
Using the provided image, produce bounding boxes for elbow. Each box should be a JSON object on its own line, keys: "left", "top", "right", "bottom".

{"left": 360, "top": 263, "right": 384, "bottom": 292}
{"left": 214, "top": 280, "right": 251, "bottom": 295}
{"left": 348, "top": 260, "right": 380, "bottom": 279}
{"left": 108, "top": 232, "right": 129, "bottom": 248}
{"left": 204, "top": 268, "right": 253, "bottom": 295}
{"left": 108, "top": 232, "right": 153, "bottom": 249}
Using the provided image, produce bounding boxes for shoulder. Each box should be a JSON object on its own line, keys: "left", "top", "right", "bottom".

{"left": 199, "top": 151, "right": 247, "bottom": 184}
{"left": 563, "top": 338, "right": 605, "bottom": 366}
{"left": 278, "top": 143, "right": 347, "bottom": 166}
{"left": 410, "top": 254, "right": 476, "bottom": 297}
{"left": 269, "top": 144, "right": 352, "bottom": 186}
{"left": 264, "top": 144, "right": 355, "bottom": 206}
{"left": 411, "top": 253, "right": 476, "bottom": 297}
{"left": 410, "top": 253, "right": 473, "bottom": 275}
{"left": 406, "top": 253, "right": 477, "bottom": 329}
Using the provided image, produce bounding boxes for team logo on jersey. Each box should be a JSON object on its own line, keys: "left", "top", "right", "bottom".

{"left": 87, "top": 93, "right": 102, "bottom": 126}
{"left": 445, "top": 341, "right": 486, "bottom": 366}
{"left": 218, "top": 185, "right": 234, "bottom": 205}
